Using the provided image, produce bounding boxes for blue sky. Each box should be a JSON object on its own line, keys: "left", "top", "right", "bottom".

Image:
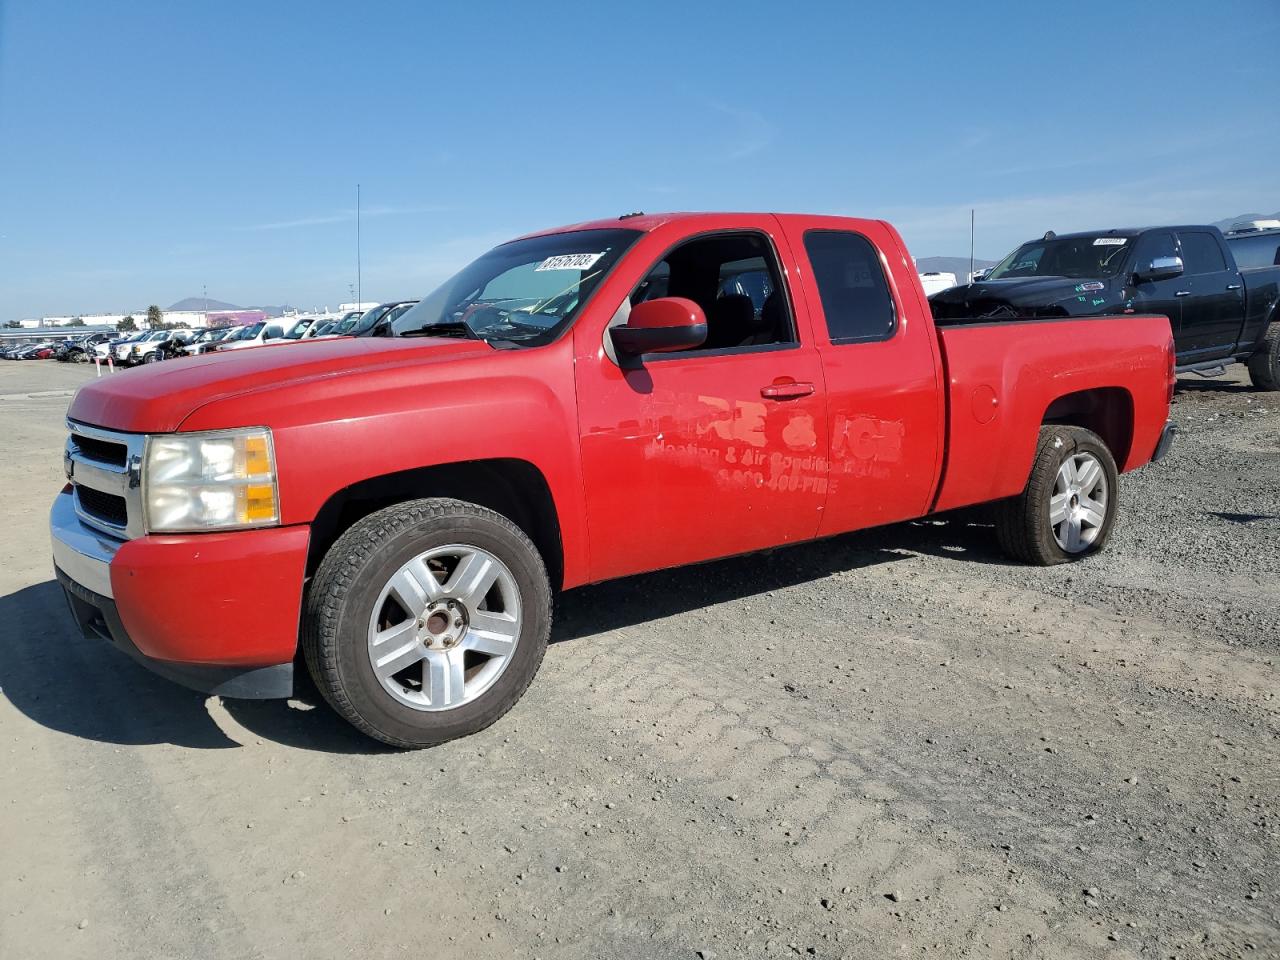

{"left": 1, "top": 0, "right": 1277, "bottom": 319}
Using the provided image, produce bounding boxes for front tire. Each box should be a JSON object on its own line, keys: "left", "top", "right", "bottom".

{"left": 995, "top": 426, "right": 1118, "bottom": 565}
{"left": 302, "top": 498, "right": 551, "bottom": 749}
{"left": 1247, "top": 321, "right": 1280, "bottom": 391}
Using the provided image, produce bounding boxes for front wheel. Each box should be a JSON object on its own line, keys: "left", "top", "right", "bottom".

{"left": 302, "top": 498, "right": 551, "bottom": 748}
{"left": 1247, "top": 321, "right": 1280, "bottom": 391}
{"left": 995, "top": 426, "right": 1119, "bottom": 565}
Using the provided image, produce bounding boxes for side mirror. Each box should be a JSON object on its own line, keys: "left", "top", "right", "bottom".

{"left": 610, "top": 297, "right": 707, "bottom": 359}
{"left": 971, "top": 268, "right": 990, "bottom": 282}
{"left": 264, "top": 325, "right": 284, "bottom": 340}
{"left": 1134, "top": 255, "right": 1183, "bottom": 283}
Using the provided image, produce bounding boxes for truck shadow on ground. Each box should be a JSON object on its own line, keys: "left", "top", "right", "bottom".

{"left": 551, "top": 515, "right": 1005, "bottom": 644}
{"left": 1174, "top": 377, "right": 1258, "bottom": 395}
{"left": 0, "top": 519, "right": 1007, "bottom": 753}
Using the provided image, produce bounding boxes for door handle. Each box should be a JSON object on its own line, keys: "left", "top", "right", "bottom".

{"left": 1175, "top": 290, "right": 1191, "bottom": 297}
{"left": 1226, "top": 283, "right": 1242, "bottom": 291}
{"left": 761, "top": 381, "right": 815, "bottom": 400}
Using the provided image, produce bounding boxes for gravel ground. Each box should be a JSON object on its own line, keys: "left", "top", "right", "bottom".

{"left": 1, "top": 360, "right": 1276, "bottom": 960}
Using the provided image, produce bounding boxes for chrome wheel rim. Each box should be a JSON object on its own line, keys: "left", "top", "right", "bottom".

{"left": 367, "top": 544, "right": 521, "bottom": 712}
{"left": 1050, "top": 453, "right": 1108, "bottom": 553}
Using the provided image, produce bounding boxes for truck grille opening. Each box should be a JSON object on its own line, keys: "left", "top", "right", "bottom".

{"left": 76, "top": 485, "right": 128, "bottom": 527}
{"left": 73, "top": 434, "right": 128, "bottom": 467}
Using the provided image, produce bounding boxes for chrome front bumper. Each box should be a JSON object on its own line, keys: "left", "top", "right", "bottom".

{"left": 50, "top": 488, "right": 118, "bottom": 597}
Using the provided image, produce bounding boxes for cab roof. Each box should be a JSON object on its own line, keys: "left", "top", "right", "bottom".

{"left": 512, "top": 211, "right": 888, "bottom": 243}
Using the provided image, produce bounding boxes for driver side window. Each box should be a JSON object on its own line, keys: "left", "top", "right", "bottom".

{"left": 1130, "top": 231, "right": 1176, "bottom": 273}
{"left": 630, "top": 232, "right": 795, "bottom": 353}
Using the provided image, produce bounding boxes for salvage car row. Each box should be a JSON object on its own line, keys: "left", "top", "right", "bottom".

{"left": 3, "top": 303, "right": 424, "bottom": 367}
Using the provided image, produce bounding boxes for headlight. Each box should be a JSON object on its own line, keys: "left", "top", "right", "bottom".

{"left": 143, "top": 427, "right": 279, "bottom": 532}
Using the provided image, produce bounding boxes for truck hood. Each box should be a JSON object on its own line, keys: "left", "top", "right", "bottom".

{"left": 929, "top": 276, "right": 1121, "bottom": 319}
{"left": 68, "top": 336, "right": 492, "bottom": 433}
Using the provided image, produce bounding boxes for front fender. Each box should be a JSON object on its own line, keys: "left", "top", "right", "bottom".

{"left": 177, "top": 338, "right": 590, "bottom": 587}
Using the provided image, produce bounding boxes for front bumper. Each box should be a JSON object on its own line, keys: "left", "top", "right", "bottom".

{"left": 50, "top": 489, "right": 308, "bottom": 699}
{"left": 1151, "top": 421, "right": 1177, "bottom": 463}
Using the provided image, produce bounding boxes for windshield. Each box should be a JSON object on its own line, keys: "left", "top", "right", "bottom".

{"left": 228, "top": 322, "right": 264, "bottom": 341}
{"left": 283, "top": 318, "right": 316, "bottom": 339}
{"left": 987, "top": 236, "right": 1133, "bottom": 280}
{"left": 391, "top": 228, "right": 642, "bottom": 345}
{"left": 347, "top": 304, "right": 393, "bottom": 335}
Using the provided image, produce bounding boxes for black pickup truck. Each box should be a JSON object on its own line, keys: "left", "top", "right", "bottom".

{"left": 930, "top": 225, "right": 1280, "bottom": 389}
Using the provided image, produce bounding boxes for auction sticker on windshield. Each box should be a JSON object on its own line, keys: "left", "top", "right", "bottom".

{"left": 1093, "top": 238, "right": 1127, "bottom": 246}
{"left": 536, "top": 253, "right": 605, "bottom": 271}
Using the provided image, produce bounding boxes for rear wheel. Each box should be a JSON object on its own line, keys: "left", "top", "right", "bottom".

{"left": 1247, "top": 321, "right": 1280, "bottom": 391}
{"left": 302, "top": 498, "right": 551, "bottom": 748}
{"left": 995, "top": 426, "right": 1118, "bottom": 565}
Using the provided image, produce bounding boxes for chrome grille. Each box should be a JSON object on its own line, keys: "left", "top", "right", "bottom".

{"left": 65, "top": 420, "right": 145, "bottom": 539}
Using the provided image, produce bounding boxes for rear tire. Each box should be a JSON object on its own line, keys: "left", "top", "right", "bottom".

{"left": 995, "top": 426, "right": 1118, "bottom": 565}
{"left": 302, "top": 498, "right": 551, "bottom": 749}
{"left": 1247, "top": 321, "right": 1280, "bottom": 391}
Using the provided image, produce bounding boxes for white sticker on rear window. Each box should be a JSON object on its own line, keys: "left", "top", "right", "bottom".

{"left": 536, "top": 253, "right": 605, "bottom": 271}
{"left": 1093, "top": 238, "right": 1127, "bottom": 246}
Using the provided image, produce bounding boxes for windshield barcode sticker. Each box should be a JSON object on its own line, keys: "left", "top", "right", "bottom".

{"left": 1093, "top": 238, "right": 1127, "bottom": 246}
{"left": 536, "top": 253, "right": 605, "bottom": 271}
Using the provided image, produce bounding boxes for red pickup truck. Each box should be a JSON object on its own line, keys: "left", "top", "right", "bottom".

{"left": 51, "top": 212, "right": 1176, "bottom": 747}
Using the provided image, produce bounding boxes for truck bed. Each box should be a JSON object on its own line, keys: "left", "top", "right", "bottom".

{"left": 930, "top": 314, "right": 1174, "bottom": 514}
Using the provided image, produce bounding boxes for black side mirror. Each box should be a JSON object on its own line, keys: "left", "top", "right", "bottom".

{"left": 610, "top": 297, "right": 708, "bottom": 359}
{"left": 1134, "top": 255, "right": 1183, "bottom": 283}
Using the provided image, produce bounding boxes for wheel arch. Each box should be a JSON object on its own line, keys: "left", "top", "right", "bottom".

{"left": 1040, "top": 386, "right": 1134, "bottom": 468}
{"left": 306, "top": 458, "right": 564, "bottom": 591}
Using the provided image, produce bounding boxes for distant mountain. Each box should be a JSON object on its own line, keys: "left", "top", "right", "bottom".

{"left": 168, "top": 296, "right": 241, "bottom": 312}
{"left": 1211, "top": 211, "right": 1280, "bottom": 232}
{"left": 916, "top": 256, "right": 998, "bottom": 279}
{"left": 166, "top": 297, "right": 295, "bottom": 316}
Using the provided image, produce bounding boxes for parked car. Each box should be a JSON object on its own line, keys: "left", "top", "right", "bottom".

{"left": 14, "top": 341, "right": 58, "bottom": 359}
{"left": 279, "top": 315, "right": 334, "bottom": 341}
{"left": 56, "top": 332, "right": 112, "bottom": 362}
{"left": 215, "top": 320, "right": 287, "bottom": 351}
{"left": 95, "top": 332, "right": 145, "bottom": 362}
{"left": 125, "top": 329, "right": 194, "bottom": 365}
{"left": 929, "top": 225, "right": 1280, "bottom": 388}
{"left": 344, "top": 301, "right": 420, "bottom": 337}
{"left": 918, "top": 271, "right": 957, "bottom": 296}
{"left": 182, "top": 328, "right": 232, "bottom": 355}
{"left": 1225, "top": 219, "right": 1280, "bottom": 236}
{"left": 52, "top": 211, "right": 1175, "bottom": 748}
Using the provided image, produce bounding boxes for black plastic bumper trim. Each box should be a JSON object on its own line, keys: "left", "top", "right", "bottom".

{"left": 54, "top": 566, "right": 294, "bottom": 699}
{"left": 1152, "top": 421, "right": 1177, "bottom": 463}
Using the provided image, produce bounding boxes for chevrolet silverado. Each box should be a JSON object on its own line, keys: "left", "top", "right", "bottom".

{"left": 51, "top": 212, "right": 1176, "bottom": 747}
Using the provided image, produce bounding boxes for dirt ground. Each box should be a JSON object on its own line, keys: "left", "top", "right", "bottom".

{"left": 1, "top": 360, "right": 1276, "bottom": 960}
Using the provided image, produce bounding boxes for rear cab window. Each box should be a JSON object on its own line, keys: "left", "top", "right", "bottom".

{"left": 1228, "top": 233, "right": 1280, "bottom": 269}
{"left": 803, "top": 231, "right": 897, "bottom": 343}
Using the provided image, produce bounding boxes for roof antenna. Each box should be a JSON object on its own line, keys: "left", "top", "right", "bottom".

{"left": 357, "top": 184, "right": 362, "bottom": 310}
{"left": 969, "top": 208, "right": 975, "bottom": 281}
